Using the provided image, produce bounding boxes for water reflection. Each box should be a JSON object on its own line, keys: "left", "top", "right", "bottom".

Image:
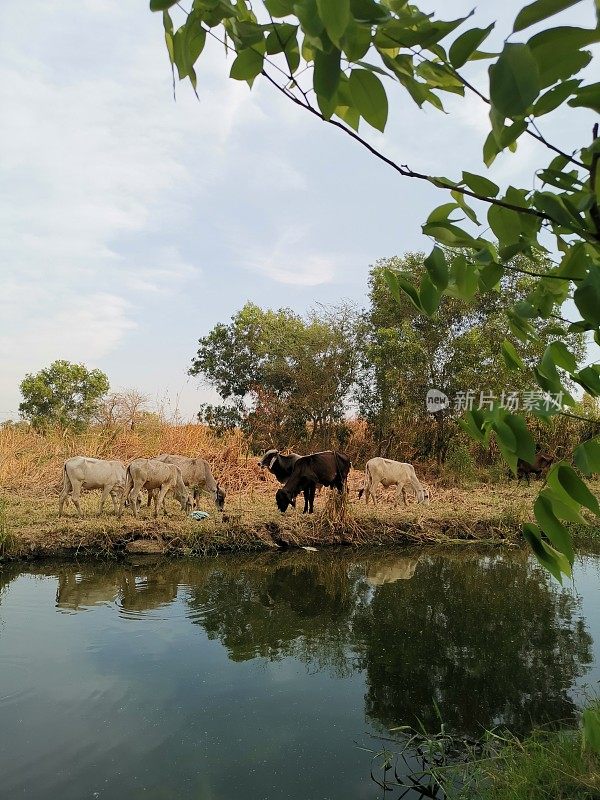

{"left": 0, "top": 548, "right": 592, "bottom": 741}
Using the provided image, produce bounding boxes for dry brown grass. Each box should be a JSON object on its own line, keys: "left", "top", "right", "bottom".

{"left": 0, "top": 422, "right": 556, "bottom": 561}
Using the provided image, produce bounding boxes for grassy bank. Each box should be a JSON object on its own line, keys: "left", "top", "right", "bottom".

{"left": 1, "top": 478, "right": 535, "bottom": 561}
{"left": 1, "top": 422, "right": 597, "bottom": 562}
{"left": 452, "top": 711, "right": 600, "bottom": 800}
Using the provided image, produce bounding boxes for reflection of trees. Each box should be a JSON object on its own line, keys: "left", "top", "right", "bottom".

{"left": 3, "top": 549, "right": 594, "bottom": 738}
{"left": 186, "top": 554, "right": 369, "bottom": 674}
{"left": 353, "top": 552, "right": 593, "bottom": 736}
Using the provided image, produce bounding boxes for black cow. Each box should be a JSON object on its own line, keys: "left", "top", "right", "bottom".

{"left": 259, "top": 449, "right": 308, "bottom": 510}
{"left": 275, "top": 450, "right": 351, "bottom": 514}
{"left": 517, "top": 453, "right": 553, "bottom": 484}
{"left": 259, "top": 449, "right": 301, "bottom": 482}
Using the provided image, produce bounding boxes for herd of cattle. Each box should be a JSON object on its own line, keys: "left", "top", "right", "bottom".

{"left": 58, "top": 447, "right": 553, "bottom": 518}
{"left": 58, "top": 449, "right": 432, "bottom": 518}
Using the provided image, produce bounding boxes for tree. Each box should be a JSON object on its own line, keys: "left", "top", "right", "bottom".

{"left": 358, "top": 252, "right": 585, "bottom": 462}
{"left": 19, "top": 360, "right": 110, "bottom": 432}
{"left": 94, "top": 390, "right": 149, "bottom": 430}
{"left": 150, "top": 0, "right": 600, "bottom": 584}
{"left": 190, "top": 302, "right": 357, "bottom": 450}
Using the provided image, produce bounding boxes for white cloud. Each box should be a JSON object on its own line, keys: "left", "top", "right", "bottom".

{"left": 241, "top": 227, "right": 337, "bottom": 286}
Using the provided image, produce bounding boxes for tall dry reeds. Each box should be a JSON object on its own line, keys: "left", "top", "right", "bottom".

{"left": 0, "top": 423, "right": 266, "bottom": 496}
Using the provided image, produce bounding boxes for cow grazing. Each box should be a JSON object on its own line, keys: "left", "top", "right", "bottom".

{"left": 59, "top": 456, "right": 126, "bottom": 517}
{"left": 517, "top": 453, "right": 553, "bottom": 484}
{"left": 358, "top": 457, "right": 429, "bottom": 506}
{"left": 259, "top": 449, "right": 310, "bottom": 510}
{"left": 275, "top": 450, "right": 351, "bottom": 514}
{"left": 156, "top": 454, "right": 225, "bottom": 511}
{"left": 119, "top": 458, "right": 189, "bottom": 518}
{"left": 366, "top": 556, "right": 421, "bottom": 586}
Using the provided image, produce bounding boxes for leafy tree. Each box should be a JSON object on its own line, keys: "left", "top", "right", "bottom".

{"left": 358, "top": 252, "right": 585, "bottom": 462}
{"left": 150, "top": 0, "right": 600, "bottom": 583}
{"left": 190, "top": 302, "right": 357, "bottom": 449}
{"left": 19, "top": 360, "right": 109, "bottom": 432}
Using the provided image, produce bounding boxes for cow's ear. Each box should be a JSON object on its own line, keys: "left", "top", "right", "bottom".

{"left": 269, "top": 456, "right": 277, "bottom": 469}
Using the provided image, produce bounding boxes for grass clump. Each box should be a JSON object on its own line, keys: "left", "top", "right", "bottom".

{"left": 456, "top": 723, "right": 600, "bottom": 800}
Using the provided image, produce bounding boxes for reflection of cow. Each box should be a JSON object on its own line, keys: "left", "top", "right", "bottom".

{"left": 366, "top": 557, "right": 421, "bottom": 587}
{"left": 56, "top": 566, "right": 181, "bottom": 612}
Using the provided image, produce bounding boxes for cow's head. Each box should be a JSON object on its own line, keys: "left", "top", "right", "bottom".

{"left": 215, "top": 483, "right": 226, "bottom": 511}
{"left": 275, "top": 488, "right": 292, "bottom": 513}
{"left": 259, "top": 449, "right": 279, "bottom": 470}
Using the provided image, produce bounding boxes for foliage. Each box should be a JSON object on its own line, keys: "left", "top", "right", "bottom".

{"left": 357, "top": 252, "right": 584, "bottom": 462}
{"left": 19, "top": 360, "right": 110, "bottom": 432}
{"left": 189, "top": 302, "right": 358, "bottom": 450}
{"left": 149, "top": 0, "right": 600, "bottom": 585}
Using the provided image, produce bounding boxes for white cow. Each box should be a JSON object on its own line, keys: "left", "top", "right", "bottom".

{"left": 155, "top": 454, "right": 225, "bottom": 510}
{"left": 119, "top": 458, "right": 189, "bottom": 518}
{"left": 59, "top": 456, "right": 126, "bottom": 517}
{"left": 358, "top": 457, "right": 430, "bottom": 506}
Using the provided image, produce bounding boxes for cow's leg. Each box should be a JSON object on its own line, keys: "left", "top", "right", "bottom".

{"left": 98, "top": 484, "right": 113, "bottom": 515}
{"left": 368, "top": 480, "right": 378, "bottom": 506}
{"left": 110, "top": 488, "right": 120, "bottom": 515}
{"left": 308, "top": 484, "right": 316, "bottom": 514}
{"left": 70, "top": 480, "right": 83, "bottom": 517}
{"left": 155, "top": 485, "right": 169, "bottom": 518}
{"left": 131, "top": 481, "right": 145, "bottom": 518}
{"left": 303, "top": 490, "right": 309, "bottom": 514}
{"left": 58, "top": 474, "right": 72, "bottom": 517}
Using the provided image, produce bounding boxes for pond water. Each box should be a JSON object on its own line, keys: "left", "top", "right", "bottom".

{"left": 1, "top": 547, "right": 600, "bottom": 799}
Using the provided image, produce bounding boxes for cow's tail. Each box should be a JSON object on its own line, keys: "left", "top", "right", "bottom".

{"left": 118, "top": 467, "right": 133, "bottom": 517}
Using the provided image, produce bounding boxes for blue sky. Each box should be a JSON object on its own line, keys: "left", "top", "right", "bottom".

{"left": 0, "top": 0, "right": 596, "bottom": 421}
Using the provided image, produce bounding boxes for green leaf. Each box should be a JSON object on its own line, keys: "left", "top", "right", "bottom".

{"left": 505, "top": 413, "right": 536, "bottom": 462}
{"left": 316, "top": 0, "right": 350, "bottom": 45}
{"left": 547, "top": 462, "right": 600, "bottom": 515}
{"left": 574, "top": 270, "right": 600, "bottom": 326}
{"left": 479, "top": 261, "right": 504, "bottom": 291}
{"left": 523, "top": 523, "right": 570, "bottom": 582}
{"left": 265, "top": 0, "right": 295, "bottom": 16}
{"left": 424, "top": 246, "right": 448, "bottom": 290}
{"left": 349, "top": 69, "right": 388, "bottom": 131}
{"left": 314, "top": 47, "right": 341, "bottom": 100}
{"left": 459, "top": 409, "right": 488, "bottom": 445}
{"left": 513, "top": 0, "right": 583, "bottom": 33}
{"left": 451, "top": 255, "right": 478, "bottom": 300}
{"left": 574, "top": 438, "right": 600, "bottom": 476}
{"left": 449, "top": 24, "right": 495, "bottom": 68}
{"left": 384, "top": 270, "right": 422, "bottom": 312}
{"left": 547, "top": 341, "right": 577, "bottom": 372}
{"left": 461, "top": 171, "right": 499, "bottom": 198}
{"left": 568, "top": 82, "right": 600, "bottom": 113}
{"left": 150, "top": 0, "right": 178, "bottom": 10}
{"left": 529, "top": 26, "right": 599, "bottom": 88}
{"left": 534, "top": 493, "right": 575, "bottom": 564}
{"left": 230, "top": 47, "right": 264, "bottom": 83}
{"left": 502, "top": 339, "right": 525, "bottom": 370}
{"left": 532, "top": 79, "right": 581, "bottom": 116}
{"left": 342, "top": 21, "right": 372, "bottom": 61}
{"left": 489, "top": 43, "right": 540, "bottom": 117}
{"left": 419, "top": 274, "right": 441, "bottom": 315}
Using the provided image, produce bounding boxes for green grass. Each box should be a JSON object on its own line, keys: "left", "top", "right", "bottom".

{"left": 452, "top": 720, "right": 600, "bottom": 800}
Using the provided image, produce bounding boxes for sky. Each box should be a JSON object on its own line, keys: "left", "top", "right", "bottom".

{"left": 0, "top": 0, "right": 596, "bottom": 422}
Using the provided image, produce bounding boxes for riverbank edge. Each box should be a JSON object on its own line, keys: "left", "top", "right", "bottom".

{"left": 1, "top": 494, "right": 528, "bottom": 563}
{"left": 3, "top": 486, "right": 596, "bottom": 564}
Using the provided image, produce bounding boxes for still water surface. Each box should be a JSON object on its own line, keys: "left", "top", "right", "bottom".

{"left": 1, "top": 547, "right": 600, "bottom": 799}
